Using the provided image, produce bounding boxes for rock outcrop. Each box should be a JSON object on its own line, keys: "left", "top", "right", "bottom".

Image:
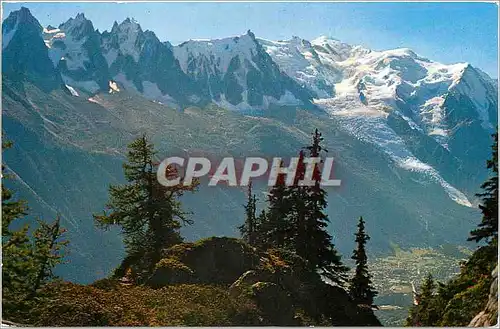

{"left": 469, "top": 264, "right": 498, "bottom": 327}
{"left": 147, "top": 237, "right": 260, "bottom": 287}
{"left": 146, "top": 237, "right": 381, "bottom": 326}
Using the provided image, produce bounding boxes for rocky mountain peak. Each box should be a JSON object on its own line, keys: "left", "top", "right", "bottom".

{"left": 2, "top": 7, "right": 61, "bottom": 90}
{"left": 59, "top": 13, "right": 96, "bottom": 41}
{"left": 103, "top": 17, "right": 145, "bottom": 63}
{"left": 2, "top": 7, "right": 42, "bottom": 50}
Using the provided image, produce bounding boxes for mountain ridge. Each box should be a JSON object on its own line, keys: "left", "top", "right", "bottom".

{"left": 1, "top": 7, "right": 497, "bottom": 283}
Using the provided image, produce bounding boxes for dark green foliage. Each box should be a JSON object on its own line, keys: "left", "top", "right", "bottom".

{"left": 406, "top": 274, "right": 442, "bottom": 326}
{"left": 30, "top": 217, "right": 69, "bottom": 297}
{"left": 293, "top": 129, "right": 348, "bottom": 284}
{"left": 405, "top": 132, "right": 499, "bottom": 327}
{"left": 94, "top": 134, "right": 197, "bottom": 282}
{"left": 405, "top": 248, "right": 495, "bottom": 327}
{"left": 469, "top": 131, "right": 498, "bottom": 246}
{"left": 260, "top": 168, "right": 294, "bottom": 249}
{"left": 238, "top": 182, "right": 259, "bottom": 245}
{"left": 349, "top": 217, "right": 377, "bottom": 306}
{"left": 255, "top": 129, "right": 347, "bottom": 284}
{"left": 2, "top": 138, "right": 68, "bottom": 322}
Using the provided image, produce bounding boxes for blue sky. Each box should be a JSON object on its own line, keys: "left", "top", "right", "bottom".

{"left": 2, "top": 2, "right": 499, "bottom": 77}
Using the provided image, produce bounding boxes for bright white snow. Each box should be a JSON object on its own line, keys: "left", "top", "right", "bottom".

{"left": 65, "top": 84, "right": 79, "bottom": 96}
{"left": 173, "top": 33, "right": 259, "bottom": 76}
{"left": 108, "top": 80, "right": 120, "bottom": 93}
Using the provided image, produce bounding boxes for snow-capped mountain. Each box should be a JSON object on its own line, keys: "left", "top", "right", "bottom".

{"left": 100, "top": 18, "right": 202, "bottom": 105}
{"left": 261, "top": 35, "right": 496, "bottom": 150}
{"left": 9, "top": 8, "right": 496, "bottom": 141}
{"left": 259, "top": 36, "right": 350, "bottom": 98}
{"left": 260, "top": 34, "right": 497, "bottom": 207}
{"left": 2, "top": 7, "right": 498, "bottom": 282}
{"left": 44, "top": 13, "right": 109, "bottom": 92}
{"left": 173, "top": 31, "right": 314, "bottom": 110}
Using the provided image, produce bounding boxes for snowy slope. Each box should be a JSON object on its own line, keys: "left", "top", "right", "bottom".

{"left": 262, "top": 35, "right": 496, "bottom": 146}
{"left": 174, "top": 33, "right": 259, "bottom": 77}
{"left": 172, "top": 31, "right": 314, "bottom": 110}
{"left": 261, "top": 35, "right": 497, "bottom": 207}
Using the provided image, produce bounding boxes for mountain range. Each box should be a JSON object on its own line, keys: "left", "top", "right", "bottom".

{"left": 2, "top": 7, "right": 498, "bottom": 283}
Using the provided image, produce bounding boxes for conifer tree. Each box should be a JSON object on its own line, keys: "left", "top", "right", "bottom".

{"left": 265, "top": 167, "right": 294, "bottom": 249}
{"left": 406, "top": 273, "right": 441, "bottom": 326}
{"left": 2, "top": 176, "right": 32, "bottom": 308}
{"left": 94, "top": 134, "right": 197, "bottom": 280}
{"left": 239, "top": 181, "right": 259, "bottom": 245}
{"left": 262, "top": 129, "right": 347, "bottom": 283}
{"left": 3, "top": 138, "right": 35, "bottom": 304}
{"left": 254, "top": 208, "right": 268, "bottom": 248}
{"left": 349, "top": 217, "right": 377, "bottom": 306}
{"left": 296, "top": 129, "right": 348, "bottom": 284}
{"left": 468, "top": 131, "right": 498, "bottom": 246}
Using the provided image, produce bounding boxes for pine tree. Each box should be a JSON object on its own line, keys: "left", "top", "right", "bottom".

{"left": 290, "top": 150, "right": 308, "bottom": 258}
{"left": 406, "top": 273, "right": 441, "bottom": 326}
{"left": 263, "top": 129, "right": 348, "bottom": 282}
{"left": 256, "top": 129, "right": 347, "bottom": 283}
{"left": 2, "top": 182, "right": 32, "bottom": 309}
{"left": 1, "top": 139, "right": 29, "bottom": 249}
{"left": 349, "top": 217, "right": 377, "bottom": 306}
{"left": 238, "top": 181, "right": 259, "bottom": 245}
{"left": 94, "top": 134, "right": 197, "bottom": 281}
{"left": 297, "top": 129, "right": 348, "bottom": 284}
{"left": 265, "top": 167, "right": 294, "bottom": 249}
{"left": 468, "top": 131, "right": 498, "bottom": 245}
{"left": 254, "top": 209, "right": 268, "bottom": 248}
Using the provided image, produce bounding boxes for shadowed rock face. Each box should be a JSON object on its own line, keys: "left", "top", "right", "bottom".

{"left": 469, "top": 265, "right": 498, "bottom": 327}
{"left": 2, "top": 7, "right": 62, "bottom": 91}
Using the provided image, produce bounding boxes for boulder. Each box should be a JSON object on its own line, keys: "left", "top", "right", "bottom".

{"left": 147, "top": 237, "right": 260, "bottom": 287}
{"left": 229, "top": 270, "right": 267, "bottom": 298}
{"left": 147, "top": 258, "right": 195, "bottom": 288}
{"left": 250, "top": 282, "right": 297, "bottom": 325}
